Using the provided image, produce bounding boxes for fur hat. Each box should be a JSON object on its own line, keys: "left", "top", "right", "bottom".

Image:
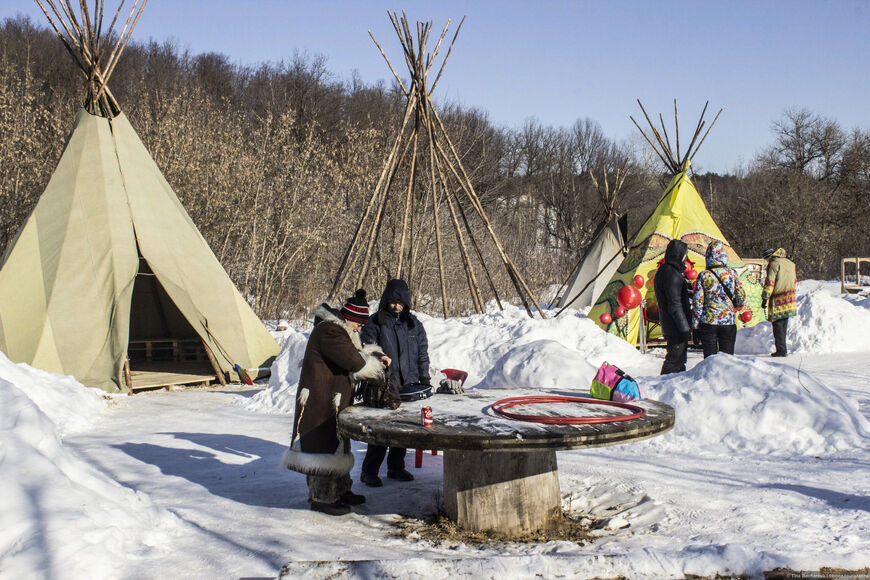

{"left": 341, "top": 289, "right": 370, "bottom": 324}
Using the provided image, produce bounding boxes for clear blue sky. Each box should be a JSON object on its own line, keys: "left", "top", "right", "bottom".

{"left": 4, "top": 0, "right": 868, "bottom": 174}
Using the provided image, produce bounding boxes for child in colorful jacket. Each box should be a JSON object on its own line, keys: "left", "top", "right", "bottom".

{"left": 692, "top": 241, "right": 746, "bottom": 358}
{"left": 761, "top": 248, "right": 797, "bottom": 357}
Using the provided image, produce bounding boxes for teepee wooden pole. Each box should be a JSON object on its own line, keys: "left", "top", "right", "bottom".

{"left": 674, "top": 99, "right": 681, "bottom": 164}
{"left": 430, "top": 107, "right": 544, "bottom": 317}
{"left": 630, "top": 116, "right": 671, "bottom": 170}
{"left": 329, "top": 94, "right": 418, "bottom": 300}
{"left": 429, "top": 16, "right": 464, "bottom": 95}
{"left": 356, "top": 126, "right": 417, "bottom": 289}
{"left": 433, "top": 137, "right": 484, "bottom": 313}
{"left": 691, "top": 108, "right": 723, "bottom": 162}
{"left": 396, "top": 123, "right": 420, "bottom": 278}
{"left": 681, "top": 101, "right": 709, "bottom": 166}
{"left": 97, "top": 0, "right": 147, "bottom": 97}
{"left": 369, "top": 30, "right": 409, "bottom": 96}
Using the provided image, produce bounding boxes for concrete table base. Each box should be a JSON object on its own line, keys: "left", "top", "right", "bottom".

{"left": 443, "top": 449, "right": 561, "bottom": 535}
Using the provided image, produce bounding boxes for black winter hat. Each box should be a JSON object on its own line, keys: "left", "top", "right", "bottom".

{"left": 341, "top": 289, "right": 370, "bottom": 324}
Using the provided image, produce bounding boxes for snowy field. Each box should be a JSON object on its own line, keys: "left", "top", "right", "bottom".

{"left": 1, "top": 280, "right": 868, "bottom": 579}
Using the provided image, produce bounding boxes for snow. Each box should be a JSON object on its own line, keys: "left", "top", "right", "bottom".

{"left": 2, "top": 281, "right": 869, "bottom": 579}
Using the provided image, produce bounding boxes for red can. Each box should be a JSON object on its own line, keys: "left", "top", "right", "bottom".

{"left": 421, "top": 406, "right": 433, "bottom": 426}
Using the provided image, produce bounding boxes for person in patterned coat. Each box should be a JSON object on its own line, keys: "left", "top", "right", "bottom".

{"left": 691, "top": 241, "right": 746, "bottom": 358}
{"left": 761, "top": 248, "right": 797, "bottom": 357}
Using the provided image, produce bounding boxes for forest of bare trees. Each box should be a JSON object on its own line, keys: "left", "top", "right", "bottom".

{"left": 1, "top": 17, "right": 868, "bottom": 319}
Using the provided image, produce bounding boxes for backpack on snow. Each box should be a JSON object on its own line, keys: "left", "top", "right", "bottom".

{"left": 590, "top": 361, "right": 646, "bottom": 402}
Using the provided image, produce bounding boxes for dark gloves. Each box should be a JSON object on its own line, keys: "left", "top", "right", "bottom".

{"left": 418, "top": 376, "right": 431, "bottom": 386}
{"left": 761, "top": 299, "right": 768, "bottom": 309}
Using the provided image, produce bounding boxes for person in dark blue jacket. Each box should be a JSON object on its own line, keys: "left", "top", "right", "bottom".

{"left": 359, "top": 279, "right": 430, "bottom": 486}
{"left": 653, "top": 239, "right": 692, "bottom": 375}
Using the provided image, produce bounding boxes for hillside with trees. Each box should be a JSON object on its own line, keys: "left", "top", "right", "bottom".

{"left": 1, "top": 16, "right": 867, "bottom": 318}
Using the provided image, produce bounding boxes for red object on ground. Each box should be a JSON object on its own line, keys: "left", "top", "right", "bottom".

{"left": 685, "top": 268, "right": 699, "bottom": 281}
{"left": 614, "top": 306, "right": 627, "bottom": 318}
{"left": 617, "top": 285, "right": 642, "bottom": 309}
{"left": 599, "top": 312, "right": 613, "bottom": 325}
{"left": 633, "top": 274, "right": 645, "bottom": 289}
{"left": 740, "top": 310, "right": 753, "bottom": 322}
{"left": 491, "top": 395, "right": 647, "bottom": 424}
{"left": 441, "top": 368, "right": 468, "bottom": 385}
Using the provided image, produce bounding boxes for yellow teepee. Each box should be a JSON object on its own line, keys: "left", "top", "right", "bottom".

{"left": 589, "top": 101, "right": 765, "bottom": 346}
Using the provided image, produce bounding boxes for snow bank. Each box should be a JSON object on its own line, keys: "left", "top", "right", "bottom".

{"left": 643, "top": 354, "right": 869, "bottom": 455}
{"left": 0, "top": 353, "right": 181, "bottom": 579}
{"left": 244, "top": 328, "right": 310, "bottom": 414}
{"left": 0, "top": 353, "right": 108, "bottom": 436}
{"left": 245, "top": 304, "right": 654, "bottom": 414}
{"left": 737, "top": 283, "right": 870, "bottom": 354}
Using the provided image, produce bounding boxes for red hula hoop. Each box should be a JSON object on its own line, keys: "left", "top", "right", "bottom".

{"left": 491, "top": 395, "right": 646, "bottom": 424}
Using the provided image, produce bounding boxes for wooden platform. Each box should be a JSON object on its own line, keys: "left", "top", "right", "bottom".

{"left": 128, "top": 362, "right": 217, "bottom": 392}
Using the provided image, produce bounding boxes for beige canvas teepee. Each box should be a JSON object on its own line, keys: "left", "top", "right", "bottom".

{"left": 0, "top": 0, "right": 279, "bottom": 392}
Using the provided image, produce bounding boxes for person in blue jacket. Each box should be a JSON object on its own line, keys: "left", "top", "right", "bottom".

{"left": 359, "top": 278, "right": 430, "bottom": 486}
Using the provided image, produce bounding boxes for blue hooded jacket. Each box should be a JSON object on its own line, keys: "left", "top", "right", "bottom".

{"left": 360, "top": 279, "right": 430, "bottom": 386}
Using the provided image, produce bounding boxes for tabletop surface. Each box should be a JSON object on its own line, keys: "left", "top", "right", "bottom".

{"left": 338, "top": 389, "right": 675, "bottom": 452}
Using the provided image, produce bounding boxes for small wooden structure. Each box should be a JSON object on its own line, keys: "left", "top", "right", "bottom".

{"left": 124, "top": 338, "right": 226, "bottom": 394}
{"left": 329, "top": 12, "right": 544, "bottom": 318}
{"left": 841, "top": 257, "right": 870, "bottom": 294}
{"left": 339, "top": 391, "right": 674, "bottom": 536}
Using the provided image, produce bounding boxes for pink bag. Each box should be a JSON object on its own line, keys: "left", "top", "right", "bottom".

{"left": 590, "top": 361, "right": 645, "bottom": 402}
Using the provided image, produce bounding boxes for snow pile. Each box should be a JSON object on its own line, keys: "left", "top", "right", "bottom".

{"left": 738, "top": 283, "right": 870, "bottom": 354}
{"left": 244, "top": 303, "right": 653, "bottom": 414}
{"left": 643, "top": 354, "right": 869, "bottom": 455}
{"left": 422, "top": 305, "right": 651, "bottom": 388}
{"left": 244, "top": 328, "right": 310, "bottom": 414}
{"left": 0, "top": 353, "right": 108, "bottom": 435}
{"left": 0, "top": 353, "right": 181, "bottom": 578}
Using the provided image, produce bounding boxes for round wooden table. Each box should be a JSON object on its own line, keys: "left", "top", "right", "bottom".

{"left": 338, "top": 390, "right": 675, "bottom": 537}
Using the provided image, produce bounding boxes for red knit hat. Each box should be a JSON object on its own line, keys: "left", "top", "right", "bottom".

{"left": 341, "top": 289, "right": 370, "bottom": 324}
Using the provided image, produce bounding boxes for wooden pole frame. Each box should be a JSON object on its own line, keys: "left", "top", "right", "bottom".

{"left": 330, "top": 12, "right": 546, "bottom": 318}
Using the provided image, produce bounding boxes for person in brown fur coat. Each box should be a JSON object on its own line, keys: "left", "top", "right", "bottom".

{"left": 282, "top": 290, "right": 389, "bottom": 516}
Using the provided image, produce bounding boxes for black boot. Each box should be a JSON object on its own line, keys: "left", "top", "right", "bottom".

{"left": 310, "top": 501, "right": 350, "bottom": 516}
{"left": 339, "top": 490, "right": 366, "bottom": 505}
{"left": 387, "top": 468, "right": 414, "bottom": 482}
{"left": 360, "top": 472, "right": 383, "bottom": 487}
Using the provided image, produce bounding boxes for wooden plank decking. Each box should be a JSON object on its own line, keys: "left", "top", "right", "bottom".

{"left": 128, "top": 362, "right": 217, "bottom": 392}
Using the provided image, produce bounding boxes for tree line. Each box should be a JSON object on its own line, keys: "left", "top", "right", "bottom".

{"left": 1, "top": 16, "right": 868, "bottom": 319}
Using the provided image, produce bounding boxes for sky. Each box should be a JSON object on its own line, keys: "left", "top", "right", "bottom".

{"left": 4, "top": 0, "right": 868, "bottom": 174}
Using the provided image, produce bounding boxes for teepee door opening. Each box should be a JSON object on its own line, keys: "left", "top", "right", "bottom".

{"left": 126, "top": 255, "right": 220, "bottom": 392}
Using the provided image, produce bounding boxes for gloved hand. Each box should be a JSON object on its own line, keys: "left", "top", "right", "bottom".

{"left": 761, "top": 299, "right": 768, "bottom": 309}
{"left": 437, "top": 378, "right": 465, "bottom": 394}
{"left": 418, "top": 377, "right": 431, "bottom": 386}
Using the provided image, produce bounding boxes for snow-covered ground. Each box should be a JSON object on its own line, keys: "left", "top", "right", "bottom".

{"left": 1, "top": 280, "right": 868, "bottom": 579}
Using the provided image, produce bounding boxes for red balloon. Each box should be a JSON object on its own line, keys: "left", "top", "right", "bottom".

{"left": 685, "top": 268, "right": 698, "bottom": 281}
{"left": 633, "top": 274, "right": 645, "bottom": 289}
{"left": 740, "top": 310, "right": 753, "bottom": 323}
{"left": 617, "top": 285, "right": 642, "bottom": 309}
{"left": 614, "top": 306, "right": 627, "bottom": 318}
{"left": 599, "top": 312, "right": 613, "bottom": 325}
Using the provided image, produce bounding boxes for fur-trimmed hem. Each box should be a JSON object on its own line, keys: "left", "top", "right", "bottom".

{"left": 280, "top": 440, "right": 354, "bottom": 476}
